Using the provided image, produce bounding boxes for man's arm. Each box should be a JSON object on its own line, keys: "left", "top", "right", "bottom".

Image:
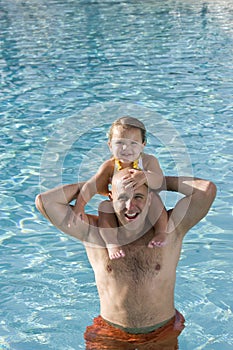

{"left": 162, "top": 176, "right": 217, "bottom": 236}
{"left": 35, "top": 182, "right": 91, "bottom": 241}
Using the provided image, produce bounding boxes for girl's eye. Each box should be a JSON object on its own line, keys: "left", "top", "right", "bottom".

{"left": 131, "top": 141, "right": 142, "bottom": 147}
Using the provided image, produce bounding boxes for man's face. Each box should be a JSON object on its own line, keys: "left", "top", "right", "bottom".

{"left": 111, "top": 178, "right": 152, "bottom": 231}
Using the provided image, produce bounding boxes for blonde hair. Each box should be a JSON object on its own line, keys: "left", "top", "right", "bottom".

{"left": 108, "top": 116, "right": 146, "bottom": 143}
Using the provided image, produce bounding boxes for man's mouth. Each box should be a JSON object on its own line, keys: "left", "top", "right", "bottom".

{"left": 125, "top": 212, "right": 139, "bottom": 220}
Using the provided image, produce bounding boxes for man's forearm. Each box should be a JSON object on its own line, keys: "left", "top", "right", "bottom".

{"left": 161, "top": 176, "right": 216, "bottom": 234}
{"left": 77, "top": 178, "right": 98, "bottom": 210}
{"left": 35, "top": 182, "right": 85, "bottom": 223}
{"left": 38, "top": 183, "right": 84, "bottom": 206}
{"left": 162, "top": 176, "right": 215, "bottom": 197}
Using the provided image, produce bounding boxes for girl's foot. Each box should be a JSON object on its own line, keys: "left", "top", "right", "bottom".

{"left": 148, "top": 232, "right": 168, "bottom": 248}
{"left": 107, "top": 246, "right": 125, "bottom": 260}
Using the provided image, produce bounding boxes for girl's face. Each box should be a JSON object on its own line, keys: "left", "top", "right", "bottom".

{"left": 109, "top": 126, "right": 145, "bottom": 163}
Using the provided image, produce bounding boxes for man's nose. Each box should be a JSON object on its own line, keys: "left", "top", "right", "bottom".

{"left": 125, "top": 198, "right": 135, "bottom": 210}
{"left": 122, "top": 144, "right": 127, "bottom": 150}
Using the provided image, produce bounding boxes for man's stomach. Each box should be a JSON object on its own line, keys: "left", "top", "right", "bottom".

{"left": 98, "top": 278, "right": 175, "bottom": 328}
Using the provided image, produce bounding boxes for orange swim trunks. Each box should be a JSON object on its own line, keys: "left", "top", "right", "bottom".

{"left": 84, "top": 309, "right": 185, "bottom": 350}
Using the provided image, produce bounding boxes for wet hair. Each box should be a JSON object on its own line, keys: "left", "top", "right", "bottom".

{"left": 108, "top": 116, "right": 147, "bottom": 143}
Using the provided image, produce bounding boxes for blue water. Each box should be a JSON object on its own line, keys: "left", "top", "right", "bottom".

{"left": 0, "top": 0, "right": 232, "bottom": 349}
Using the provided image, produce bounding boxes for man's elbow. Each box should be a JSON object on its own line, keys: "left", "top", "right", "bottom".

{"left": 35, "top": 194, "right": 48, "bottom": 217}
{"left": 35, "top": 194, "right": 42, "bottom": 212}
{"left": 204, "top": 181, "right": 217, "bottom": 207}
{"left": 207, "top": 181, "right": 217, "bottom": 199}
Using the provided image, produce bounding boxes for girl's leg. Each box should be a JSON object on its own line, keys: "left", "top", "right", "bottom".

{"left": 148, "top": 192, "right": 168, "bottom": 248}
{"left": 98, "top": 200, "right": 125, "bottom": 259}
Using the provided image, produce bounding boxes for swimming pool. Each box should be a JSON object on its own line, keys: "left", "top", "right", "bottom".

{"left": 0, "top": 0, "right": 232, "bottom": 349}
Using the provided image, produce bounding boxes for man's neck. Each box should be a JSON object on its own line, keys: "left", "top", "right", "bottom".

{"left": 118, "top": 218, "right": 152, "bottom": 246}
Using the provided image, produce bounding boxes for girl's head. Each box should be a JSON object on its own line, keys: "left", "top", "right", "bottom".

{"left": 108, "top": 116, "right": 146, "bottom": 143}
{"left": 108, "top": 116, "right": 147, "bottom": 163}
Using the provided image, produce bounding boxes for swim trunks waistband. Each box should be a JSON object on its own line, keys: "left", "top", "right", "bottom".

{"left": 84, "top": 309, "right": 185, "bottom": 349}
{"left": 102, "top": 315, "right": 174, "bottom": 334}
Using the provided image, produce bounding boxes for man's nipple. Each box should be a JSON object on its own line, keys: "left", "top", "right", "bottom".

{"left": 106, "top": 264, "right": 112, "bottom": 273}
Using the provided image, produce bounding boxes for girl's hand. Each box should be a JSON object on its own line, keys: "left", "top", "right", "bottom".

{"left": 122, "top": 169, "right": 146, "bottom": 189}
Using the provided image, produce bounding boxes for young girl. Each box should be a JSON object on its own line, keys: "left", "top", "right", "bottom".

{"left": 69, "top": 116, "right": 167, "bottom": 259}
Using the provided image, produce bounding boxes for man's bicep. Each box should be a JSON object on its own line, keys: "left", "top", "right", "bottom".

{"left": 168, "top": 196, "right": 202, "bottom": 234}
{"left": 36, "top": 194, "right": 69, "bottom": 227}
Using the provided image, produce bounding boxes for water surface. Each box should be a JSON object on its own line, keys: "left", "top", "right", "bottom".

{"left": 0, "top": 0, "right": 232, "bottom": 349}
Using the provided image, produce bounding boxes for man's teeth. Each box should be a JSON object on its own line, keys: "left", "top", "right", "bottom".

{"left": 125, "top": 213, "right": 138, "bottom": 219}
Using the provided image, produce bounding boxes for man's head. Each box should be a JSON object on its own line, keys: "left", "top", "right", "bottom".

{"left": 110, "top": 169, "right": 152, "bottom": 232}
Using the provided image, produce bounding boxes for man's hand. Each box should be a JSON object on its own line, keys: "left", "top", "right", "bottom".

{"left": 68, "top": 207, "right": 89, "bottom": 228}
{"left": 67, "top": 202, "right": 85, "bottom": 227}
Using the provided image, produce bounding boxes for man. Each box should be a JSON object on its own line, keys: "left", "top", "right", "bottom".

{"left": 35, "top": 170, "right": 216, "bottom": 349}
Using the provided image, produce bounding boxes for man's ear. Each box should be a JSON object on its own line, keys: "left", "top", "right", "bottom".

{"left": 108, "top": 191, "right": 113, "bottom": 201}
{"left": 147, "top": 191, "right": 152, "bottom": 206}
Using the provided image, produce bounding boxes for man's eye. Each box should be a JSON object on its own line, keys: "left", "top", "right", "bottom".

{"left": 135, "top": 195, "right": 143, "bottom": 199}
{"left": 118, "top": 196, "right": 127, "bottom": 201}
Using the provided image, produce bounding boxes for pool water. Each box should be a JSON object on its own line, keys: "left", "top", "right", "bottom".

{"left": 0, "top": 0, "right": 232, "bottom": 349}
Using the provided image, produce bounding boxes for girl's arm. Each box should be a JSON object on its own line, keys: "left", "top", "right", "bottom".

{"left": 74, "top": 159, "right": 114, "bottom": 211}
{"left": 123, "top": 154, "right": 163, "bottom": 190}
{"left": 142, "top": 153, "right": 164, "bottom": 189}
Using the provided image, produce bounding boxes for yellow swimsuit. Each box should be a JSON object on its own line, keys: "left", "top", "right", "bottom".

{"left": 108, "top": 156, "right": 143, "bottom": 193}
{"left": 114, "top": 156, "right": 143, "bottom": 171}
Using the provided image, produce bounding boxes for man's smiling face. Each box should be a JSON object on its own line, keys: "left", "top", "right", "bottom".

{"left": 111, "top": 171, "right": 152, "bottom": 232}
